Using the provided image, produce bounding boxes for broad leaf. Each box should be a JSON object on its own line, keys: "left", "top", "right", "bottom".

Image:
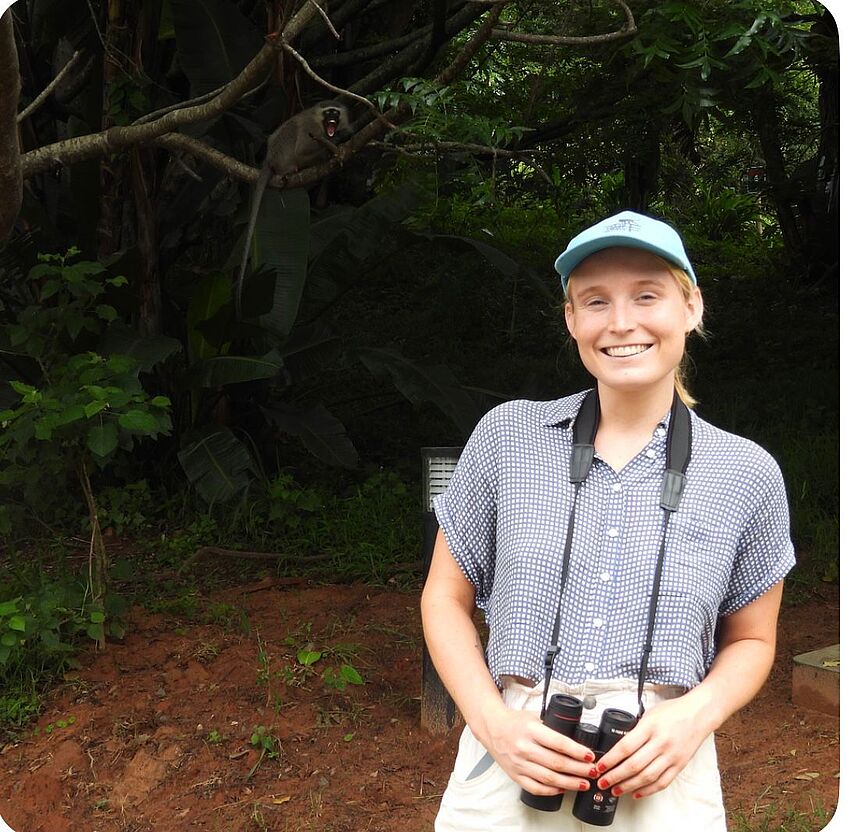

{"left": 99, "top": 324, "right": 182, "bottom": 371}
{"left": 169, "top": 0, "right": 263, "bottom": 96}
{"left": 117, "top": 410, "right": 159, "bottom": 434}
{"left": 187, "top": 272, "right": 233, "bottom": 362}
{"left": 357, "top": 347, "right": 481, "bottom": 437}
{"left": 191, "top": 350, "right": 284, "bottom": 387}
{"left": 250, "top": 187, "right": 311, "bottom": 337}
{"left": 177, "top": 426, "right": 256, "bottom": 504}
{"left": 262, "top": 402, "right": 358, "bottom": 469}
{"left": 87, "top": 423, "right": 119, "bottom": 458}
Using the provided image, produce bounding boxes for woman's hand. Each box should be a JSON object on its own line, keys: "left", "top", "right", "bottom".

{"left": 482, "top": 707, "right": 597, "bottom": 796}
{"left": 589, "top": 693, "right": 713, "bottom": 799}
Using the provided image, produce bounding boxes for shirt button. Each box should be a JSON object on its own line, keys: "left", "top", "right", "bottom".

{"left": 610, "top": 482, "right": 622, "bottom": 493}
{"left": 646, "top": 448, "right": 657, "bottom": 459}
{"left": 584, "top": 662, "right": 595, "bottom": 673}
{"left": 599, "top": 572, "right": 611, "bottom": 582}
{"left": 655, "top": 426, "right": 667, "bottom": 438}
{"left": 592, "top": 617, "right": 604, "bottom": 628}
{"left": 607, "top": 527, "right": 619, "bottom": 538}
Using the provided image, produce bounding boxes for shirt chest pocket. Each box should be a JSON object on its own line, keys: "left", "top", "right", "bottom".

{"left": 659, "top": 519, "right": 732, "bottom": 607}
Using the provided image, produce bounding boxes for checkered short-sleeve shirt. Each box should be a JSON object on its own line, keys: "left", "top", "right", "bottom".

{"left": 433, "top": 391, "right": 795, "bottom": 690}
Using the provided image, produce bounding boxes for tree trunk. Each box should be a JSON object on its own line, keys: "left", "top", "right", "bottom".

{"left": 752, "top": 100, "right": 803, "bottom": 259}
{"left": 0, "top": 10, "right": 22, "bottom": 242}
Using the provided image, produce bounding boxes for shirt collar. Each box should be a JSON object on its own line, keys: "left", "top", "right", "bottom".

{"left": 541, "top": 389, "right": 675, "bottom": 432}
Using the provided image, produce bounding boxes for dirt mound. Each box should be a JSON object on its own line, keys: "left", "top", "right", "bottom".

{"left": 0, "top": 580, "right": 837, "bottom": 831}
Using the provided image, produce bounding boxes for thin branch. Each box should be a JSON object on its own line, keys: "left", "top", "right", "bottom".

{"left": 309, "top": 0, "right": 341, "bottom": 40}
{"left": 131, "top": 74, "right": 271, "bottom": 126}
{"left": 492, "top": 0, "right": 636, "bottom": 46}
{"left": 280, "top": 39, "right": 397, "bottom": 129}
{"left": 20, "top": 2, "right": 321, "bottom": 180}
{"left": 17, "top": 49, "right": 84, "bottom": 123}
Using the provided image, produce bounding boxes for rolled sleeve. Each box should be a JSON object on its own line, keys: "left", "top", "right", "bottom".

{"left": 432, "top": 410, "right": 500, "bottom": 612}
{"left": 719, "top": 455, "right": 795, "bottom": 617}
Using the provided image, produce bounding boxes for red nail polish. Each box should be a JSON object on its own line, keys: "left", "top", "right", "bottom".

{"left": 597, "top": 763, "right": 607, "bottom": 774}
{"left": 634, "top": 793, "right": 643, "bottom": 800}
{"left": 579, "top": 782, "right": 589, "bottom": 791}
{"left": 611, "top": 787, "right": 622, "bottom": 797}
{"left": 598, "top": 779, "right": 609, "bottom": 790}
{"left": 584, "top": 753, "right": 594, "bottom": 762}
{"left": 588, "top": 768, "right": 598, "bottom": 778}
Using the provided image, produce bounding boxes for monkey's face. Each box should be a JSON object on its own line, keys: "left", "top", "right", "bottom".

{"left": 323, "top": 109, "right": 341, "bottom": 137}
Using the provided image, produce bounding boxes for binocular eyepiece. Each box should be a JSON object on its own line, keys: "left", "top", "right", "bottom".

{"left": 519, "top": 694, "right": 637, "bottom": 826}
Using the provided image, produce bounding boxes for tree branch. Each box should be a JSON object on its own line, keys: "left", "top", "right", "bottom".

{"left": 492, "top": 0, "right": 636, "bottom": 46}
{"left": 19, "top": 1, "right": 321, "bottom": 180}
{"left": 17, "top": 49, "right": 84, "bottom": 123}
{"left": 0, "top": 9, "right": 21, "bottom": 243}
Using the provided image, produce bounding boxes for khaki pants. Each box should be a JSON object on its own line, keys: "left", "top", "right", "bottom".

{"left": 435, "top": 678, "right": 727, "bottom": 832}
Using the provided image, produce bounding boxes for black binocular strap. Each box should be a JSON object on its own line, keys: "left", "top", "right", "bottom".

{"left": 540, "top": 389, "right": 692, "bottom": 721}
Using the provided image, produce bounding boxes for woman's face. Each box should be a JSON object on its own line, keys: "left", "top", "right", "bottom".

{"left": 564, "top": 247, "right": 703, "bottom": 399}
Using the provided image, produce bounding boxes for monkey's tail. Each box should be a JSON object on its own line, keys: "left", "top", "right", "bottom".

{"left": 235, "top": 165, "right": 272, "bottom": 321}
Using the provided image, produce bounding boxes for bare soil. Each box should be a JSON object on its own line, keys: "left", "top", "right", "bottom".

{"left": 0, "top": 578, "right": 838, "bottom": 832}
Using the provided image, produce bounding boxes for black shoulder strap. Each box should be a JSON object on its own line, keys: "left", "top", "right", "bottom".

{"left": 570, "top": 388, "right": 599, "bottom": 483}
{"left": 660, "top": 393, "right": 692, "bottom": 511}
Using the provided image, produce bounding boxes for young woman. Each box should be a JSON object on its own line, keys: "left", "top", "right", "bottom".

{"left": 421, "top": 211, "right": 794, "bottom": 831}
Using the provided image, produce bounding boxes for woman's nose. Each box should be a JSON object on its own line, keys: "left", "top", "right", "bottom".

{"left": 608, "top": 301, "right": 635, "bottom": 332}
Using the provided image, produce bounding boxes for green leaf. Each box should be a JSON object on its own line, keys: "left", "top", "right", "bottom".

{"left": 117, "top": 410, "right": 159, "bottom": 433}
{"left": 90, "top": 610, "right": 106, "bottom": 623}
{"left": 96, "top": 305, "right": 118, "bottom": 322}
{"left": 262, "top": 402, "right": 358, "bottom": 469}
{"left": 84, "top": 400, "right": 108, "bottom": 418}
{"left": 150, "top": 395, "right": 171, "bottom": 408}
{"left": 9, "top": 381, "right": 35, "bottom": 396}
{"left": 339, "top": 664, "right": 363, "bottom": 685}
{"left": 86, "top": 622, "right": 105, "bottom": 642}
{"left": 88, "top": 423, "right": 119, "bottom": 457}
{"left": 0, "top": 632, "right": 18, "bottom": 647}
{"left": 297, "top": 649, "right": 323, "bottom": 667}
{"left": 0, "top": 600, "right": 19, "bottom": 616}
{"left": 357, "top": 346, "right": 482, "bottom": 437}
{"left": 191, "top": 351, "right": 283, "bottom": 387}
{"left": 177, "top": 426, "right": 256, "bottom": 504}
{"left": 99, "top": 325, "right": 182, "bottom": 371}
{"left": 8, "top": 615, "right": 26, "bottom": 632}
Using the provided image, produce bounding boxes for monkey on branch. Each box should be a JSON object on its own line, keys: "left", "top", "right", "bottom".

{"left": 235, "top": 100, "right": 350, "bottom": 320}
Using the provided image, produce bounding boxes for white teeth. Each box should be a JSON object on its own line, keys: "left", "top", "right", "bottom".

{"left": 604, "top": 345, "right": 650, "bottom": 357}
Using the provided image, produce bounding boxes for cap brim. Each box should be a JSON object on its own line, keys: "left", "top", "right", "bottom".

{"left": 555, "top": 237, "right": 694, "bottom": 286}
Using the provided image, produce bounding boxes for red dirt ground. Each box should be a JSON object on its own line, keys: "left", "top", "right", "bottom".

{"left": 0, "top": 579, "right": 838, "bottom": 832}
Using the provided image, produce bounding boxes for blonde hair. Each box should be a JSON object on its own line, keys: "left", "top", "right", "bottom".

{"left": 562, "top": 261, "right": 705, "bottom": 408}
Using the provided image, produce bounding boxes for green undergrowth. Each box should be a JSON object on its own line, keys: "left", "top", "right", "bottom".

{"left": 729, "top": 799, "right": 833, "bottom": 832}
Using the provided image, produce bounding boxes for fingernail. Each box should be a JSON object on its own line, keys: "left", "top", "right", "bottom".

{"left": 598, "top": 779, "right": 609, "bottom": 790}
{"left": 588, "top": 768, "right": 598, "bottom": 778}
{"left": 579, "top": 782, "right": 590, "bottom": 791}
{"left": 611, "top": 786, "right": 622, "bottom": 797}
{"left": 597, "top": 763, "right": 607, "bottom": 774}
{"left": 584, "top": 753, "right": 594, "bottom": 762}
{"left": 634, "top": 793, "right": 643, "bottom": 800}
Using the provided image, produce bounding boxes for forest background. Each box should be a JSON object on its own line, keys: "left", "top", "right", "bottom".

{"left": 0, "top": 1, "right": 839, "bottom": 826}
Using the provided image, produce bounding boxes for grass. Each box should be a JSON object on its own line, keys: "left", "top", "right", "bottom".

{"left": 730, "top": 798, "right": 833, "bottom": 832}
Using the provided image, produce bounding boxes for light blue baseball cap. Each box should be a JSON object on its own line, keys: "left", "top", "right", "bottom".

{"left": 554, "top": 210, "right": 697, "bottom": 290}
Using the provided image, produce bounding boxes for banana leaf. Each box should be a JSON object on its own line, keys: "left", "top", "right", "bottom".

{"left": 357, "top": 346, "right": 481, "bottom": 437}
{"left": 177, "top": 425, "right": 256, "bottom": 504}
{"left": 190, "top": 349, "right": 284, "bottom": 387}
{"left": 263, "top": 402, "right": 358, "bottom": 469}
{"left": 168, "top": 0, "right": 263, "bottom": 96}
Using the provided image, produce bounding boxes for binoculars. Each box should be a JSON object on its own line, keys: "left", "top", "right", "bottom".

{"left": 520, "top": 694, "right": 637, "bottom": 826}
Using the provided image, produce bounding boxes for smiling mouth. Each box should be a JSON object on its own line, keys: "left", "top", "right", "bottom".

{"left": 602, "top": 344, "right": 651, "bottom": 357}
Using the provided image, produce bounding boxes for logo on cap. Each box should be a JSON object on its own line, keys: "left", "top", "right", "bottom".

{"left": 604, "top": 219, "right": 640, "bottom": 234}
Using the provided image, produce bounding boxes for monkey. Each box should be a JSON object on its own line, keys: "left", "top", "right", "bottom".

{"left": 235, "top": 101, "right": 349, "bottom": 320}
